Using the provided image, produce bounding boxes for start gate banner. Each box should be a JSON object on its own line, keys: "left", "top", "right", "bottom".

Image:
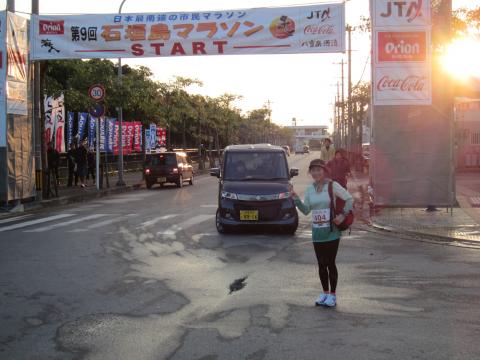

{"left": 30, "top": 3, "right": 345, "bottom": 60}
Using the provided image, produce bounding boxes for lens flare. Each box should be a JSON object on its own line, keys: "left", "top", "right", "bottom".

{"left": 441, "top": 37, "right": 480, "bottom": 81}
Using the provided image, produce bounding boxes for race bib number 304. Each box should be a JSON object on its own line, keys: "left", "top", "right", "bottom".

{"left": 312, "top": 209, "right": 330, "bottom": 228}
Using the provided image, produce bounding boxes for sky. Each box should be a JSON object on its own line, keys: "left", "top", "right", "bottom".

{"left": 2, "top": 0, "right": 478, "bottom": 128}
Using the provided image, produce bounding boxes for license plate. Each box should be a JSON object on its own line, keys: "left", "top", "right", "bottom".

{"left": 157, "top": 177, "right": 166, "bottom": 182}
{"left": 240, "top": 210, "right": 258, "bottom": 221}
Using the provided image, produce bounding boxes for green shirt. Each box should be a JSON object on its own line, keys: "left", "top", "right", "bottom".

{"left": 294, "top": 180, "right": 353, "bottom": 243}
{"left": 320, "top": 145, "right": 336, "bottom": 162}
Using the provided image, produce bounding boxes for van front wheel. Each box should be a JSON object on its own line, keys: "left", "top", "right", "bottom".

{"left": 216, "top": 209, "right": 229, "bottom": 234}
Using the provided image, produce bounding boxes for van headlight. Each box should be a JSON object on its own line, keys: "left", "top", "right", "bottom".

{"left": 277, "top": 192, "right": 290, "bottom": 199}
{"left": 221, "top": 191, "right": 238, "bottom": 200}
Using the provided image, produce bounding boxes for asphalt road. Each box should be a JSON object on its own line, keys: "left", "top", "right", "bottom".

{"left": 1, "top": 152, "right": 479, "bottom": 360}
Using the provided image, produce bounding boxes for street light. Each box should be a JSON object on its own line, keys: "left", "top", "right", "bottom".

{"left": 116, "top": 0, "right": 127, "bottom": 186}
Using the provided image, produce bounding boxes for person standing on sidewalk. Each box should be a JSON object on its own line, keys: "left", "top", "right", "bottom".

{"left": 86, "top": 147, "right": 95, "bottom": 185}
{"left": 327, "top": 149, "right": 351, "bottom": 189}
{"left": 67, "top": 143, "right": 77, "bottom": 187}
{"left": 320, "top": 138, "right": 335, "bottom": 163}
{"left": 290, "top": 159, "right": 353, "bottom": 307}
{"left": 76, "top": 140, "right": 88, "bottom": 188}
{"left": 47, "top": 142, "right": 60, "bottom": 185}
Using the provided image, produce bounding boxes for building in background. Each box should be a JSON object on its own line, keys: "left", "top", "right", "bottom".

{"left": 284, "top": 125, "right": 329, "bottom": 150}
{"left": 455, "top": 98, "right": 480, "bottom": 169}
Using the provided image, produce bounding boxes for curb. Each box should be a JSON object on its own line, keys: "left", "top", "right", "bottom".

{"left": 0, "top": 170, "right": 212, "bottom": 219}
{"left": 370, "top": 221, "right": 480, "bottom": 249}
{"left": 27, "top": 182, "right": 145, "bottom": 211}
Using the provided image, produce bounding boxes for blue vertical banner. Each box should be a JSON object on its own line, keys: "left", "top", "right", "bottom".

{"left": 67, "top": 112, "right": 74, "bottom": 148}
{"left": 99, "top": 117, "right": 106, "bottom": 152}
{"left": 78, "top": 112, "right": 88, "bottom": 140}
{"left": 149, "top": 123, "right": 157, "bottom": 149}
{"left": 106, "top": 118, "right": 116, "bottom": 153}
{"left": 145, "top": 129, "right": 151, "bottom": 151}
{"left": 88, "top": 115, "right": 96, "bottom": 148}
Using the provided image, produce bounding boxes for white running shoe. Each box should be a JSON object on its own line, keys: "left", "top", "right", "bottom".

{"left": 324, "top": 294, "right": 337, "bottom": 307}
{"left": 315, "top": 293, "right": 328, "bottom": 306}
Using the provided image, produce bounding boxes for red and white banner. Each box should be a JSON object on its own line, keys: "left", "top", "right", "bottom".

{"left": 30, "top": 3, "right": 345, "bottom": 60}
{"left": 372, "top": 0, "right": 431, "bottom": 106}
{"left": 52, "top": 94, "right": 65, "bottom": 153}
{"left": 6, "top": 12, "right": 28, "bottom": 115}
{"left": 133, "top": 122, "right": 142, "bottom": 152}
{"left": 113, "top": 123, "right": 119, "bottom": 154}
{"left": 44, "top": 96, "right": 54, "bottom": 146}
{"left": 126, "top": 122, "right": 134, "bottom": 154}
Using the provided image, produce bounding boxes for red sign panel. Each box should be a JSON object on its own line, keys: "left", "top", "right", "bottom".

{"left": 378, "top": 31, "right": 426, "bottom": 62}
{"left": 39, "top": 20, "right": 64, "bottom": 35}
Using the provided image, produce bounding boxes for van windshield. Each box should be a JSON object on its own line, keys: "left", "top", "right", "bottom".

{"left": 146, "top": 153, "right": 176, "bottom": 166}
{"left": 224, "top": 151, "right": 288, "bottom": 181}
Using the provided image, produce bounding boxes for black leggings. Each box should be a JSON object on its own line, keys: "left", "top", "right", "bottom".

{"left": 313, "top": 239, "right": 340, "bottom": 293}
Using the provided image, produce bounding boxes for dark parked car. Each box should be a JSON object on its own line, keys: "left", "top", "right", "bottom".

{"left": 210, "top": 144, "right": 299, "bottom": 234}
{"left": 144, "top": 151, "right": 194, "bottom": 189}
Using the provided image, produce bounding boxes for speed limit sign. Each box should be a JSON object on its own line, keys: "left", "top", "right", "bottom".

{"left": 88, "top": 84, "right": 105, "bottom": 102}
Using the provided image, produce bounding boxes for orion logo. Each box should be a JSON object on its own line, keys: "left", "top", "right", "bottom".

{"left": 39, "top": 20, "right": 64, "bottom": 35}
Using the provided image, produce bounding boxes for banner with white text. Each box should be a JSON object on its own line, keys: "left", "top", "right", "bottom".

{"left": 30, "top": 3, "right": 345, "bottom": 60}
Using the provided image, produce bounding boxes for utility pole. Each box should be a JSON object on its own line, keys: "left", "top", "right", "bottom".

{"left": 116, "top": 0, "right": 127, "bottom": 186}
{"left": 32, "top": 0, "right": 43, "bottom": 201}
{"left": 347, "top": 25, "right": 354, "bottom": 164}
{"left": 333, "top": 60, "right": 346, "bottom": 149}
{"left": 336, "top": 81, "right": 341, "bottom": 148}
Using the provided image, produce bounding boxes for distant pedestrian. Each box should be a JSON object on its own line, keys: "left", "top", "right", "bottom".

{"left": 327, "top": 149, "right": 351, "bottom": 189}
{"left": 290, "top": 159, "right": 353, "bottom": 307}
{"left": 86, "top": 148, "right": 95, "bottom": 185}
{"left": 47, "top": 142, "right": 60, "bottom": 185}
{"left": 76, "top": 140, "right": 88, "bottom": 188}
{"left": 67, "top": 143, "right": 78, "bottom": 187}
{"left": 320, "top": 138, "right": 335, "bottom": 163}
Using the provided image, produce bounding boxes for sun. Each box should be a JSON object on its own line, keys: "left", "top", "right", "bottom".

{"left": 441, "top": 37, "right": 480, "bottom": 81}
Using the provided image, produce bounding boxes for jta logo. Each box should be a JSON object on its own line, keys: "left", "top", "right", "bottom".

{"left": 39, "top": 20, "right": 64, "bottom": 35}
{"left": 306, "top": 8, "right": 331, "bottom": 22}
{"left": 380, "top": 1, "right": 423, "bottom": 23}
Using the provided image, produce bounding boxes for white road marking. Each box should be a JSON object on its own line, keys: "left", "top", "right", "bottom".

{"left": 69, "top": 214, "right": 138, "bottom": 232}
{"left": 137, "top": 214, "right": 179, "bottom": 228}
{"left": 0, "top": 214, "right": 75, "bottom": 232}
{"left": 191, "top": 233, "right": 217, "bottom": 242}
{"left": 24, "top": 214, "right": 111, "bottom": 233}
{"left": 156, "top": 214, "right": 213, "bottom": 237}
{"left": 0, "top": 214, "right": 32, "bottom": 224}
{"left": 200, "top": 205, "right": 217, "bottom": 208}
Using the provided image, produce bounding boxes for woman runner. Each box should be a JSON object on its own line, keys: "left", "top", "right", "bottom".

{"left": 290, "top": 159, "right": 353, "bottom": 307}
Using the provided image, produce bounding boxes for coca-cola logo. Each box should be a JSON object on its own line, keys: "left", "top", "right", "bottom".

{"left": 304, "top": 24, "right": 335, "bottom": 35}
{"left": 39, "top": 20, "right": 64, "bottom": 35}
{"left": 377, "top": 75, "right": 427, "bottom": 92}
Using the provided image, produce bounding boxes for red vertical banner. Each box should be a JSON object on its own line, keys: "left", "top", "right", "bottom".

{"left": 133, "top": 122, "right": 142, "bottom": 152}
{"left": 158, "top": 127, "right": 167, "bottom": 147}
{"left": 113, "top": 123, "right": 119, "bottom": 155}
{"left": 126, "top": 122, "right": 134, "bottom": 154}
{"left": 121, "top": 123, "right": 127, "bottom": 154}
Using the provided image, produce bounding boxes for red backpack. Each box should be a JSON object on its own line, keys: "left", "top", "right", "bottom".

{"left": 328, "top": 181, "right": 354, "bottom": 232}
